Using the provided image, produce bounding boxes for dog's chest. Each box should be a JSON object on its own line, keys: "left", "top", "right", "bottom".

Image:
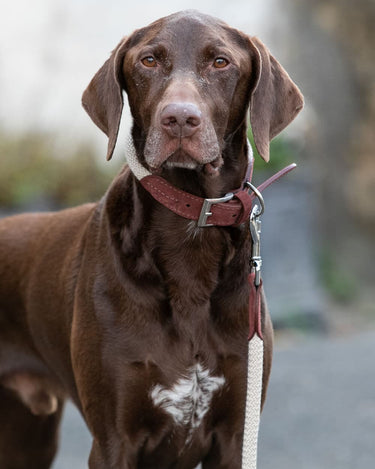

{"left": 150, "top": 363, "right": 225, "bottom": 439}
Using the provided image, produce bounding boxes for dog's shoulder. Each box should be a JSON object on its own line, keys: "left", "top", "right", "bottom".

{"left": 0, "top": 203, "right": 97, "bottom": 265}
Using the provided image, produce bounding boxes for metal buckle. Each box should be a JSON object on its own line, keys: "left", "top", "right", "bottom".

{"left": 197, "top": 192, "right": 234, "bottom": 227}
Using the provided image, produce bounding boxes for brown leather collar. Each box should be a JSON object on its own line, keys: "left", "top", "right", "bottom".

{"left": 140, "top": 163, "right": 296, "bottom": 227}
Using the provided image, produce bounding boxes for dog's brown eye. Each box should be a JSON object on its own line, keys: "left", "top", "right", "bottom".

{"left": 141, "top": 56, "right": 157, "bottom": 68}
{"left": 214, "top": 57, "right": 229, "bottom": 68}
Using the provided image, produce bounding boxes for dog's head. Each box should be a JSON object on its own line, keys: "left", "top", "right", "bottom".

{"left": 82, "top": 11, "right": 303, "bottom": 178}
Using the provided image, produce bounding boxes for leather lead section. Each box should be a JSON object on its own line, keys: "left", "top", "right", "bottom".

{"left": 248, "top": 273, "right": 263, "bottom": 340}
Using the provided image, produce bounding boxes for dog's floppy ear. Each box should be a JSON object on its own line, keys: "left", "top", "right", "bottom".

{"left": 82, "top": 38, "right": 128, "bottom": 161}
{"left": 248, "top": 37, "right": 304, "bottom": 162}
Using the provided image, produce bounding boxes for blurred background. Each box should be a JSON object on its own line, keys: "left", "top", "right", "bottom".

{"left": 1, "top": 0, "right": 374, "bottom": 468}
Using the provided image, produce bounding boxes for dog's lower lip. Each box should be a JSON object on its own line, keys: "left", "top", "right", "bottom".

{"left": 163, "top": 149, "right": 198, "bottom": 169}
{"left": 204, "top": 158, "right": 222, "bottom": 176}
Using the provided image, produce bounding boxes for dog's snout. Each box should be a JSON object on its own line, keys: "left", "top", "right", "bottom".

{"left": 161, "top": 103, "right": 202, "bottom": 138}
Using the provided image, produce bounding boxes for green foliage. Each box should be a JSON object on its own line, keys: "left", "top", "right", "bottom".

{"left": 248, "top": 128, "right": 296, "bottom": 172}
{"left": 318, "top": 247, "right": 358, "bottom": 304}
{"left": 0, "top": 129, "right": 297, "bottom": 210}
{"left": 0, "top": 131, "right": 117, "bottom": 209}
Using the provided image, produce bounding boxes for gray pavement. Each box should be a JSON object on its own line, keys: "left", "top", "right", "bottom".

{"left": 258, "top": 330, "right": 375, "bottom": 469}
{"left": 53, "top": 329, "right": 375, "bottom": 468}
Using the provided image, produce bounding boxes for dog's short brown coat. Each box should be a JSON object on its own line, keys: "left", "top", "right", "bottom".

{"left": 0, "top": 11, "right": 303, "bottom": 469}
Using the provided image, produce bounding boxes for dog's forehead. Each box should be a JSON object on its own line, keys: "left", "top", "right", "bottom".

{"left": 128, "top": 10, "right": 247, "bottom": 57}
{"left": 152, "top": 10, "right": 229, "bottom": 35}
{"left": 160, "top": 10, "right": 227, "bottom": 33}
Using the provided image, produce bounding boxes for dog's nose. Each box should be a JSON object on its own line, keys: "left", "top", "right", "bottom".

{"left": 161, "top": 103, "right": 202, "bottom": 138}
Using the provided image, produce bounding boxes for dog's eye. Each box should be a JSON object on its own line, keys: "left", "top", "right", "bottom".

{"left": 141, "top": 56, "right": 157, "bottom": 68}
{"left": 214, "top": 57, "right": 229, "bottom": 69}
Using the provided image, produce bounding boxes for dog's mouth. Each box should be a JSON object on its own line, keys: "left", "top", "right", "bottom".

{"left": 144, "top": 124, "right": 223, "bottom": 176}
{"left": 164, "top": 149, "right": 198, "bottom": 170}
{"left": 151, "top": 148, "right": 223, "bottom": 177}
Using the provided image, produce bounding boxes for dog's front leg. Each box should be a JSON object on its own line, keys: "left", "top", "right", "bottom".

{"left": 200, "top": 432, "right": 243, "bottom": 469}
{"left": 88, "top": 440, "right": 111, "bottom": 469}
{"left": 71, "top": 304, "right": 146, "bottom": 469}
{"left": 88, "top": 438, "right": 138, "bottom": 469}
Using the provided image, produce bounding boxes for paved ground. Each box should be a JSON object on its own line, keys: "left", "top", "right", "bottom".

{"left": 52, "top": 328, "right": 375, "bottom": 469}
{"left": 258, "top": 330, "right": 375, "bottom": 469}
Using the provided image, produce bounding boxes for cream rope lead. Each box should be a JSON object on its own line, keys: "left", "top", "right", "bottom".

{"left": 125, "top": 135, "right": 152, "bottom": 180}
{"left": 242, "top": 191, "right": 265, "bottom": 469}
{"left": 111, "top": 92, "right": 152, "bottom": 180}
{"left": 242, "top": 335, "right": 263, "bottom": 469}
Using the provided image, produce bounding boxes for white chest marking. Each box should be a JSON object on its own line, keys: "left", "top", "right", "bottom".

{"left": 151, "top": 364, "right": 225, "bottom": 435}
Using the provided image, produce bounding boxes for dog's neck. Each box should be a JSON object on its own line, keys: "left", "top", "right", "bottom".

{"left": 103, "top": 145, "right": 251, "bottom": 337}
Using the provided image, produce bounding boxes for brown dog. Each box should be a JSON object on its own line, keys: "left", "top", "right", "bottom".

{"left": 0, "top": 11, "right": 303, "bottom": 469}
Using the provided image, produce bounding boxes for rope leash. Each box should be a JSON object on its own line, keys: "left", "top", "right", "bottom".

{"left": 242, "top": 188, "right": 265, "bottom": 469}
{"left": 242, "top": 334, "right": 263, "bottom": 468}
